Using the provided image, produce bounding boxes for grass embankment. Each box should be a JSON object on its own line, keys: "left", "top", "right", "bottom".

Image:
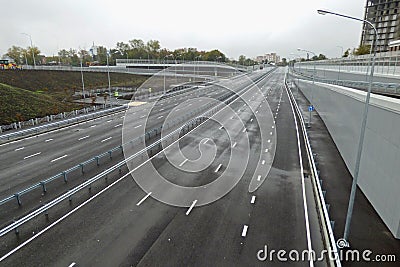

{"left": 0, "top": 70, "right": 147, "bottom": 125}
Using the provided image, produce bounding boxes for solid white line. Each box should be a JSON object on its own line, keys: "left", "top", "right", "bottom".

{"left": 136, "top": 192, "right": 152, "bottom": 206}
{"left": 68, "top": 263, "right": 76, "bottom": 267}
{"left": 51, "top": 155, "right": 68, "bottom": 163}
{"left": 202, "top": 138, "right": 209, "bottom": 144}
{"left": 232, "top": 142, "right": 237, "bottom": 148}
{"left": 114, "top": 123, "right": 122, "bottom": 128}
{"left": 44, "top": 139, "right": 53, "bottom": 142}
{"left": 241, "top": 225, "right": 248, "bottom": 237}
{"left": 157, "top": 115, "right": 164, "bottom": 119}
{"left": 186, "top": 200, "right": 197, "bottom": 215}
{"left": 215, "top": 164, "right": 222, "bottom": 172}
{"left": 24, "top": 152, "right": 41, "bottom": 159}
{"left": 251, "top": 196, "right": 256, "bottom": 204}
{"left": 78, "top": 135, "right": 89, "bottom": 141}
{"left": 101, "top": 137, "right": 112, "bottom": 143}
{"left": 179, "top": 158, "right": 188, "bottom": 167}
{"left": 134, "top": 124, "right": 142, "bottom": 129}
{"left": 15, "top": 147, "right": 25, "bottom": 151}
{"left": 285, "top": 79, "right": 314, "bottom": 267}
{"left": 262, "top": 160, "right": 265, "bottom": 165}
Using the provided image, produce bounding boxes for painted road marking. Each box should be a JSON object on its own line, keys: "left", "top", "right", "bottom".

{"left": 101, "top": 137, "right": 112, "bottom": 143}
{"left": 51, "top": 155, "right": 68, "bottom": 163}
{"left": 68, "top": 263, "right": 76, "bottom": 267}
{"left": 179, "top": 158, "right": 188, "bottom": 167}
{"left": 203, "top": 138, "right": 209, "bottom": 144}
{"left": 90, "top": 125, "right": 97, "bottom": 128}
{"left": 78, "top": 135, "right": 90, "bottom": 141}
{"left": 262, "top": 160, "right": 265, "bottom": 165}
{"left": 45, "top": 139, "right": 53, "bottom": 142}
{"left": 114, "top": 123, "right": 122, "bottom": 128}
{"left": 272, "top": 125, "right": 275, "bottom": 128}
{"left": 241, "top": 225, "right": 249, "bottom": 237}
{"left": 268, "top": 139, "right": 271, "bottom": 143}
{"left": 242, "top": 128, "right": 246, "bottom": 133}
{"left": 219, "top": 126, "right": 223, "bottom": 130}
{"left": 175, "top": 108, "right": 180, "bottom": 112}
{"left": 250, "top": 118, "right": 253, "bottom": 122}
{"left": 257, "top": 175, "right": 261, "bottom": 181}
{"left": 140, "top": 115, "right": 146, "bottom": 119}
{"left": 157, "top": 115, "right": 164, "bottom": 119}
{"left": 232, "top": 142, "right": 237, "bottom": 148}
{"left": 15, "top": 147, "right": 25, "bottom": 151}
{"left": 159, "top": 108, "right": 164, "bottom": 111}
{"left": 265, "top": 148, "right": 269, "bottom": 153}
{"left": 106, "top": 120, "right": 112, "bottom": 123}
{"left": 251, "top": 196, "right": 256, "bottom": 204}
{"left": 134, "top": 124, "right": 142, "bottom": 129}
{"left": 186, "top": 200, "right": 197, "bottom": 215}
{"left": 24, "top": 152, "right": 41, "bottom": 160}
{"left": 270, "top": 131, "right": 273, "bottom": 135}
{"left": 136, "top": 192, "right": 152, "bottom": 206}
{"left": 215, "top": 164, "right": 222, "bottom": 172}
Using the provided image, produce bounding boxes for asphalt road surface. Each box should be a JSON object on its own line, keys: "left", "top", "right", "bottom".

{"left": 0, "top": 68, "right": 327, "bottom": 266}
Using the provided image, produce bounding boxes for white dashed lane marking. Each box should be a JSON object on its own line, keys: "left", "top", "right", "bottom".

{"left": 24, "top": 152, "right": 41, "bottom": 160}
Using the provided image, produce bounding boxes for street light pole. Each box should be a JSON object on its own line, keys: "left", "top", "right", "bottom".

{"left": 337, "top": 46, "right": 344, "bottom": 81}
{"left": 298, "top": 48, "right": 317, "bottom": 127}
{"left": 318, "top": 9, "right": 378, "bottom": 243}
{"left": 21, "top": 33, "right": 36, "bottom": 69}
{"left": 106, "top": 49, "right": 112, "bottom": 106}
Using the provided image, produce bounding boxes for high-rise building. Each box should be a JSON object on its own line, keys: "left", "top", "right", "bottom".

{"left": 361, "top": 0, "right": 400, "bottom": 53}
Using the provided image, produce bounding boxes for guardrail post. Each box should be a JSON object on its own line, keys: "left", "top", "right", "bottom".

{"left": 109, "top": 151, "right": 112, "bottom": 159}
{"left": 80, "top": 163, "right": 84, "bottom": 173}
{"left": 95, "top": 156, "right": 100, "bottom": 166}
{"left": 35, "top": 118, "right": 39, "bottom": 125}
{"left": 40, "top": 181, "right": 47, "bottom": 193}
{"left": 63, "top": 171, "right": 68, "bottom": 183}
{"left": 18, "top": 122, "right": 22, "bottom": 128}
{"left": 14, "top": 193, "right": 21, "bottom": 206}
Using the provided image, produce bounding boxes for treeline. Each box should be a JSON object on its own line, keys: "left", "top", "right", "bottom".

{"left": 4, "top": 39, "right": 256, "bottom": 67}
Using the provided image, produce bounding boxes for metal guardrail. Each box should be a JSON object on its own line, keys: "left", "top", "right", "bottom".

{"left": 0, "top": 68, "right": 276, "bottom": 238}
{"left": 290, "top": 68, "right": 400, "bottom": 96}
{"left": 284, "top": 74, "right": 341, "bottom": 267}
{"left": 0, "top": 106, "right": 126, "bottom": 142}
{"left": 0, "top": 83, "right": 218, "bottom": 207}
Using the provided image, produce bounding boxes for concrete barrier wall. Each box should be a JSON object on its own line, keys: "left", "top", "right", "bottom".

{"left": 295, "top": 78, "right": 400, "bottom": 239}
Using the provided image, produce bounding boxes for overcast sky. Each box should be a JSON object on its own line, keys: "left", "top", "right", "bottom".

{"left": 0, "top": 0, "right": 366, "bottom": 59}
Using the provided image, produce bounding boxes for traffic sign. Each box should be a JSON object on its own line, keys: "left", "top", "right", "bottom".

{"left": 308, "top": 105, "right": 314, "bottom": 112}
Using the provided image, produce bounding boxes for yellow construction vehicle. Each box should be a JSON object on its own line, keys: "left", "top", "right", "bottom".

{"left": 0, "top": 59, "right": 22, "bottom": 70}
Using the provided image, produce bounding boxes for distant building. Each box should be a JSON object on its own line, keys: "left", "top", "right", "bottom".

{"left": 361, "top": 0, "right": 400, "bottom": 53}
{"left": 264, "top": 53, "right": 280, "bottom": 64}
{"left": 255, "top": 55, "right": 265, "bottom": 63}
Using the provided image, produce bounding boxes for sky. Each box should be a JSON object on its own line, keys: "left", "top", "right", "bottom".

{"left": 0, "top": 0, "right": 366, "bottom": 60}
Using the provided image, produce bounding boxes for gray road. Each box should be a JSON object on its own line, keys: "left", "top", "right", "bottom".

{"left": 0, "top": 69, "right": 326, "bottom": 266}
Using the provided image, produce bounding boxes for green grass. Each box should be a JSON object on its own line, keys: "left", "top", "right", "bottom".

{"left": 0, "top": 83, "right": 80, "bottom": 125}
{"left": 0, "top": 70, "right": 148, "bottom": 125}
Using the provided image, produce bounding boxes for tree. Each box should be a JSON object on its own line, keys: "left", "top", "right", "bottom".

{"left": 238, "top": 55, "right": 246, "bottom": 65}
{"left": 354, "top": 44, "right": 371, "bottom": 55}
{"left": 5, "top": 46, "right": 25, "bottom": 64}
{"left": 26, "top": 46, "right": 41, "bottom": 65}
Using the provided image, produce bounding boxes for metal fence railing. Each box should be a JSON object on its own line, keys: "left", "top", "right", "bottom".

{"left": 0, "top": 105, "right": 125, "bottom": 141}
